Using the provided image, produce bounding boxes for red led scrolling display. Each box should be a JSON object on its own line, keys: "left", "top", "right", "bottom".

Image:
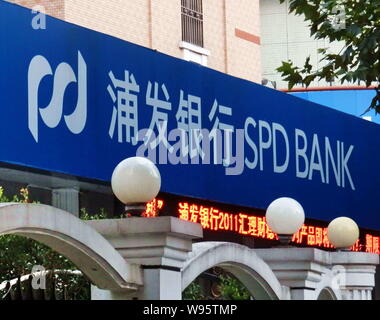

{"left": 144, "top": 199, "right": 380, "bottom": 254}
{"left": 143, "top": 198, "right": 164, "bottom": 217}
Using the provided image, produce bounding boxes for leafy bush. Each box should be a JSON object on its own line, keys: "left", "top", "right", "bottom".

{"left": 182, "top": 272, "right": 251, "bottom": 300}
{"left": 182, "top": 282, "right": 204, "bottom": 300}
{"left": 218, "top": 275, "right": 250, "bottom": 300}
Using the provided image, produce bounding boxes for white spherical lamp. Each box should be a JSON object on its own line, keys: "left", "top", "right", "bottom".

{"left": 327, "top": 217, "right": 359, "bottom": 250}
{"left": 111, "top": 157, "right": 161, "bottom": 216}
{"left": 266, "top": 197, "right": 305, "bottom": 245}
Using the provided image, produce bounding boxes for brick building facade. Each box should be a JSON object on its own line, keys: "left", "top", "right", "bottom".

{"left": 8, "top": 0, "right": 262, "bottom": 83}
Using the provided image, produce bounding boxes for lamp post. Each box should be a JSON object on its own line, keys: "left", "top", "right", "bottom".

{"left": 266, "top": 197, "right": 305, "bottom": 246}
{"left": 327, "top": 217, "right": 359, "bottom": 251}
{"left": 111, "top": 157, "right": 161, "bottom": 217}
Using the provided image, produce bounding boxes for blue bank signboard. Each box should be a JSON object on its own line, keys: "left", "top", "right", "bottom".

{"left": 1, "top": 2, "right": 380, "bottom": 229}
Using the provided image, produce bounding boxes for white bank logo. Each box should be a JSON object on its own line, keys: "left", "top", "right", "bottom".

{"left": 28, "top": 51, "right": 87, "bottom": 142}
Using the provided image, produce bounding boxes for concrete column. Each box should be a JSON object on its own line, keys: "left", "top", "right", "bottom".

{"left": 86, "top": 217, "right": 203, "bottom": 300}
{"left": 139, "top": 268, "right": 182, "bottom": 299}
{"left": 257, "top": 248, "right": 379, "bottom": 300}
{"left": 331, "top": 251, "right": 379, "bottom": 300}
{"left": 256, "top": 248, "right": 332, "bottom": 300}
{"left": 52, "top": 188, "right": 79, "bottom": 216}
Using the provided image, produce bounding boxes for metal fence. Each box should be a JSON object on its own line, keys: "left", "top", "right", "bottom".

{"left": 0, "top": 270, "right": 88, "bottom": 300}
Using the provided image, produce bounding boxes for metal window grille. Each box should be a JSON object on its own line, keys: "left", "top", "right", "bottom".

{"left": 181, "top": 0, "right": 204, "bottom": 47}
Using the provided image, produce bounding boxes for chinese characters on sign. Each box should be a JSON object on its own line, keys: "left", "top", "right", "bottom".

{"left": 365, "top": 234, "right": 380, "bottom": 254}
{"left": 178, "top": 202, "right": 277, "bottom": 239}
{"left": 107, "top": 70, "right": 139, "bottom": 145}
{"left": 143, "top": 198, "right": 164, "bottom": 218}
{"left": 104, "top": 68, "right": 356, "bottom": 187}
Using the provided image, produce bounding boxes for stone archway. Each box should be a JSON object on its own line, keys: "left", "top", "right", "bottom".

{"left": 181, "top": 242, "right": 284, "bottom": 300}
{"left": 0, "top": 203, "right": 141, "bottom": 291}
{"left": 317, "top": 288, "right": 337, "bottom": 300}
{"left": 314, "top": 269, "right": 341, "bottom": 300}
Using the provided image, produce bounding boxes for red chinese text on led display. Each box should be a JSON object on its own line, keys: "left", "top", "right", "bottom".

{"left": 141, "top": 199, "right": 379, "bottom": 255}
{"left": 177, "top": 202, "right": 366, "bottom": 253}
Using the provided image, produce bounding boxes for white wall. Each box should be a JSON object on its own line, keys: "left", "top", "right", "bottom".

{"left": 260, "top": 0, "right": 346, "bottom": 89}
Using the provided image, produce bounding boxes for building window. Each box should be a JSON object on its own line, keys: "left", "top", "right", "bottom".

{"left": 181, "top": 0, "right": 204, "bottom": 48}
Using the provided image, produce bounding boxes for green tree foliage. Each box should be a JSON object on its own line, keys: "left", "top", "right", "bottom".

{"left": 183, "top": 273, "right": 251, "bottom": 300}
{"left": 218, "top": 275, "right": 251, "bottom": 300}
{"left": 277, "top": 0, "right": 380, "bottom": 113}
{"left": 182, "top": 282, "right": 205, "bottom": 300}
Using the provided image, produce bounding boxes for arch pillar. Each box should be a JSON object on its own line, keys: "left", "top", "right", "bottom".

{"left": 256, "top": 248, "right": 332, "bottom": 300}
{"left": 330, "top": 251, "right": 379, "bottom": 300}
{"left": 86, "top": 217, "right": 203, "bottom": 300}
{"left": 256, "top": 248, "right": 379, "bottom": 300}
